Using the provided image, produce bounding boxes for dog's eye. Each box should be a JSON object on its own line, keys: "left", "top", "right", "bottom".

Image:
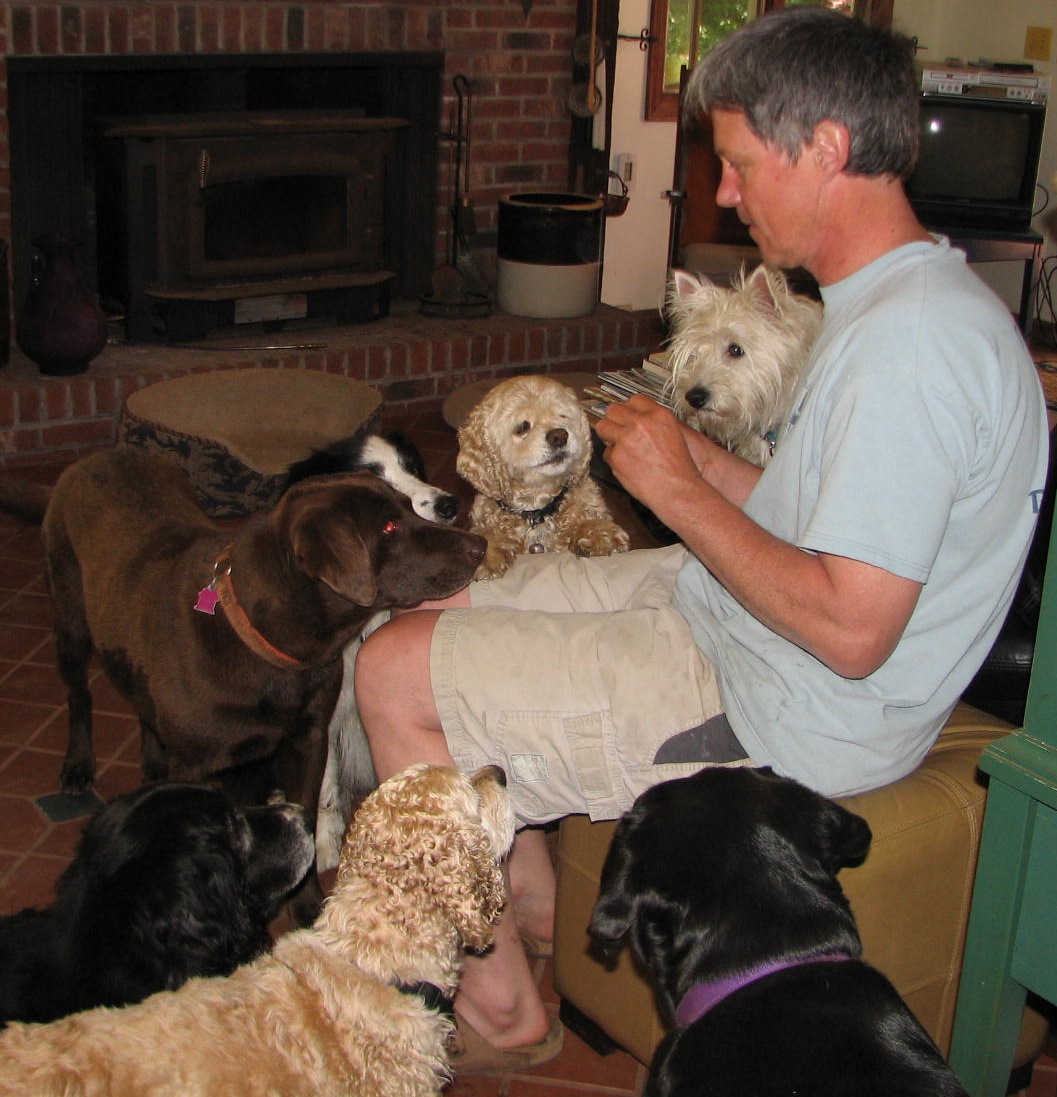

{"left": 381, "top": 520, "right": 399, "bottom": 536}
{"left": 727, "top": 343, "right": 744, "bottom": 359}
{"left": 514, "top": 420, "right": 531, "bottom": 436}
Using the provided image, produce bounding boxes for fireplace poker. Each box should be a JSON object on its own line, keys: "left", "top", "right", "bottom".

{"left": 452, "top": 74, "right": 476, "bottom": 255}
{"left": 451, "top": 75, "right": 488, "bottom": 296}
{"left": 420, "top": 75, "right": 490, "bottom": 317}
{"left": 162, "top": 342, "right": 327, "bottom": 351}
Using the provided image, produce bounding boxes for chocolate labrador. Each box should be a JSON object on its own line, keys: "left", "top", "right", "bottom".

{"left": 27, "top": 447, "right": 484, "bottom": 919}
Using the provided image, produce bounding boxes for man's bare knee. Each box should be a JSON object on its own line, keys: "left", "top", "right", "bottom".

{"left": 355, "top": 611, "right": 441, "bottom": 726}
{"left": 358, "top": 612, "right": 435, "bottom": 679}
{"left": 355, "top": 611, "right": 451, "bottom": 776}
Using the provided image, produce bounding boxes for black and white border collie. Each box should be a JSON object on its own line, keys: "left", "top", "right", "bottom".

{"left": 285, "top": 429, "right": 460, "bottom": 526}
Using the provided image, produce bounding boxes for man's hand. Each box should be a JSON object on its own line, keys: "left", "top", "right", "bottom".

{"left": 594, "top": 396, "right": 700, "bottom": 509}
{"left": 595, "top": 395, "right": 762, "bottom": 511}
{"left": 594, "top": 398, "right": 920, "bottom": 679}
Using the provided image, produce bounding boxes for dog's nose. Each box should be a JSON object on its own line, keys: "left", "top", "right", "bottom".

{"left": 546, "top": 427, "right": 568, "bottom": 449}
{"left": 685, "top": 386, "right": 711, "bottom": 410}
{"left": 435, "top": 494, "right": 459, "bottom": 522}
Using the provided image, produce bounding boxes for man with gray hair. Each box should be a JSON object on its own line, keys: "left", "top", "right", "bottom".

{"left": 684, "top": 6, "right": 921, "bottom": 178}
{"left": 353, "top": 7, "right": 1048, "bottom": 1073}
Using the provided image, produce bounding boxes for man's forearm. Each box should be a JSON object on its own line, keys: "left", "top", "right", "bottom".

{"left": 681, "top": 424, "right": 763, "bottom": 506}
{"left": 652, "top": 477, "right": 921, "bottom": 679}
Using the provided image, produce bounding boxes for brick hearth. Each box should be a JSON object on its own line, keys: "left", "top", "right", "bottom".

{"left": 0, "top": 301, "right": 665, "bottom": 468}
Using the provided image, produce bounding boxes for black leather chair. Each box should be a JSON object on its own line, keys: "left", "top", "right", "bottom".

{"left": 962, "top": 426, "right": 1056, "bottom": 726}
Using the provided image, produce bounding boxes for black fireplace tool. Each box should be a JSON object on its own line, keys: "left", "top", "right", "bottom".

{"left": 420, "top": 74, "right": 490, "bottom": 318}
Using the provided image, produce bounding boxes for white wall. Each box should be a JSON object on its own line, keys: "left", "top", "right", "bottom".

{"left": 602, "top": 0, "right": 1057, "bottom": 317}
{"left": 893, "top": 0, "right": 1057, "bottom": 309}
{"left": 600, "top": 0, "right": 678, "bottom": 311}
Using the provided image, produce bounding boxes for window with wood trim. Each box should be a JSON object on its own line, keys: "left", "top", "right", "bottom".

{"left": 645, "top": 0, "right": 893, "bottom": 121}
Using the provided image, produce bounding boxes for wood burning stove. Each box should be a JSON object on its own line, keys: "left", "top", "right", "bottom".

{"left": 105, "top": 111, "right": 410, "bottom": 342}
{"left": 8, "top": 53, "right": 442, "bottom": 344}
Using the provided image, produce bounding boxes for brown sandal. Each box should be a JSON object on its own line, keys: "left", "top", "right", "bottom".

{"left": 519, "top": 929, "right": 554, "bottom": 960}
{"left": 448, "top": 1013, "right": 564, "bottom": 1076}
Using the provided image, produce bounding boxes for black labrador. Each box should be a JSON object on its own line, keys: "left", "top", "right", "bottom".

{"left": 0, "top": 781, "right": 315, "bottom": 1027}
{"left": 589, "top": 766, "right": 970, "bottom": 1097}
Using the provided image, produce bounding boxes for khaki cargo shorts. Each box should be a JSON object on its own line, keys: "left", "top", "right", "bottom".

{"left": 430, "top": 545, "right": 751, "bottom": 825}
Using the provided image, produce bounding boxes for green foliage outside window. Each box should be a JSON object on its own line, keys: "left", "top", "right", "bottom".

{"left": 662, "top": 0, "right": 753, "bottom": 91}
{"left": 662, "top": 0, "right": 854, "bottom": 93}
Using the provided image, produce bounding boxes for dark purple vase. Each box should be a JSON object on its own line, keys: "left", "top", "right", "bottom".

{"left": 16, "top": 235, "right": 108, "bottom": 376}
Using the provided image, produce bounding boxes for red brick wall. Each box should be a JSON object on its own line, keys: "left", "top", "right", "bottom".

{"left": 0, "top": 1, "right": 580, "bottom": 267}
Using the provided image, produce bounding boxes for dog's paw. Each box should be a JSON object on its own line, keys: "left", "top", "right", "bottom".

{"left": 474, "top": 550, "right": 514, "bottom": 580}
{"left": 471, "top": 535, "right": 518, "bottom": 580}
{"left": 60, "top": 759, "right": 96, "bottom": 796}
{"left": 572, "top": 520, "right": 630, "bottom": 558}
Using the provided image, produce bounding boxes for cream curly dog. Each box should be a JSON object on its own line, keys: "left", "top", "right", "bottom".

{"left": 457, "top": 374, "right": 629, "bottom": 579}
{"left": 0, "top": 763, "right": 515, "bottom": 1097}
{"left": 666, "top": 265, "right": 822, "bottom": 466}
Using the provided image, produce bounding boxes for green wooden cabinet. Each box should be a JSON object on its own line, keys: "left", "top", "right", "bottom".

{"left": 949, "top": 505, "right": 1057, "bottom": 1095}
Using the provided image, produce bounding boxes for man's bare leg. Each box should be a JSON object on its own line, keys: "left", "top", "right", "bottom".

{"left": 355, "top": 609, "right": 552, "bottom": 1049}
{"left": 509, "top": 827, "right": 556, "bottom": 947}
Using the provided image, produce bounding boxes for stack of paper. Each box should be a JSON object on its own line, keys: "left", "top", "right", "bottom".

{"left": 584, "top": 350, "right": 674, "bottom": 418}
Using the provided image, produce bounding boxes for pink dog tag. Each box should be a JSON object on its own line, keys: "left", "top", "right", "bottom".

{"left": 194, "top": 586, "right": 219, "bottom": 614}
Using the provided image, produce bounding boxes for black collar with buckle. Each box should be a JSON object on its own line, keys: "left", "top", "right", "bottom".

{"left": 396, "top": 981, "right": 454, "bottom": 1017}
{"left": 497, "top": 485, "right": 568, "bottom": 527}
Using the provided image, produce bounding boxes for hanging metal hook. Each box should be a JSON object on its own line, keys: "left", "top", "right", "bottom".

{"left": 617, "top": 29, "right": 657, "bottom": 51}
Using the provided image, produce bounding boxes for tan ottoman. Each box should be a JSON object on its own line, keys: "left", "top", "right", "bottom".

{"left": 553, "top": 702, "right": 1050, "bottom": 1076}
{"left": 119, "top": 369, "right": 382, "bottom": 516}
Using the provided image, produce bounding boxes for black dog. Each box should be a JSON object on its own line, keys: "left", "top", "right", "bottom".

{"left": 589, "top": 767, "right": 970, "bottom": 1097}
{"left": 0, "top": 782, "right": 315, "bottom": 1027}
{"left": 286, "top": 428, "right": 460, "bottom": 525}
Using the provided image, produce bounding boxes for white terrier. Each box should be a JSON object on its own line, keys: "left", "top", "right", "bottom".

{"left": 665, "top": 265, "right": 822, "bottom": 466}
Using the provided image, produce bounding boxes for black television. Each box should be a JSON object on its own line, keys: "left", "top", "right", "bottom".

{"left": 905, "top": 92, "right": 1046, "bottom": 232}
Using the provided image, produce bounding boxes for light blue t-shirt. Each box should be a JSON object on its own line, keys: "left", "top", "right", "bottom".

{"left": 674, "top": 238, "right": 1048, "bottom": 796}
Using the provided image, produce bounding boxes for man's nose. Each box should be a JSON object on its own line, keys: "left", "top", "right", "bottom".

{"left": 715, "top": 166, "right": 738, "bottom": 209}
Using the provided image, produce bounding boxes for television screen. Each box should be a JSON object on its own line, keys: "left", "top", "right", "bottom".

{"left": 905, "top": 94, "right": 1046, "bottom": 230}
{"left": 915, "top": 104, "right": 1029, "bottom": 201}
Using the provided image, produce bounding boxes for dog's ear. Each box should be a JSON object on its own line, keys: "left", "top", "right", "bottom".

{"left": 446, "top": 825, "right": 508, "bottom": 952}
{"left": 334, "top": 769, "right": 508, "bottom": 953}
{"left": 457, "top": 407, "right": 509, "bottom": 499}
{"left": 744, "top": 264, "right": 793, "bottom": 318}
{"left": 587, "top": 816, "right": 639, "bottom": 950}
{"left": 287, "top": 497, "right": 378, "bottom": 606}
{"left": 74, "top": 807, "right": 269, "bottom": 1000}
{"left": 670, "top": 268, "right": 710, "bottom": 300}
{"left": 138, "top": 842, "right": 268, "bottom": 989}
{"left": 816, "top": 799, "right": 872, "bottom": 873}
{"left": 666, "top": 269, "right": 726, "bottom": 329}
{"left": 568, "top": 404, "right": 594, "bottom": 480}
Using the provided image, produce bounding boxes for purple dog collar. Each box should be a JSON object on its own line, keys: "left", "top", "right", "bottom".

{"left": 675, "top": 952, "right": 856, "bottom": 1027}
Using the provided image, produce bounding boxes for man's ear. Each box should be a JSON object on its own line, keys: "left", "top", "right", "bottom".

{"left": 810, "top": 120, "right": 850, "bottom": 178}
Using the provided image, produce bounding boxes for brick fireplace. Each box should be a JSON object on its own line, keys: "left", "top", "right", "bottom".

{"left": 1, "top": 2, "right": 583, "bottom": 275}
{"left": 0, "top": 2, "right": 664, "bottom": 468}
